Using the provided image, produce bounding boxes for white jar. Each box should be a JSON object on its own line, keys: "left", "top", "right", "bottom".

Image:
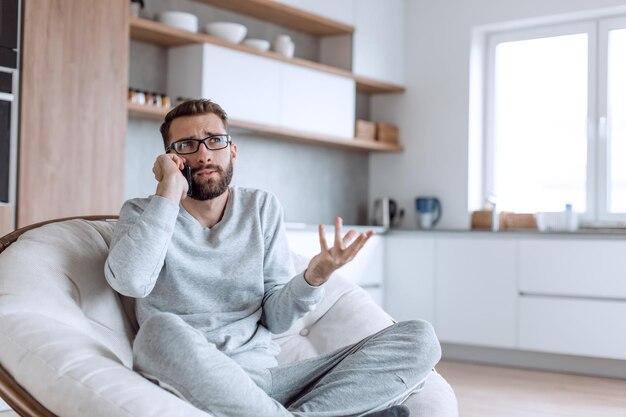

{"left": 272, "top": 35, "right": 295, "bottom": 58}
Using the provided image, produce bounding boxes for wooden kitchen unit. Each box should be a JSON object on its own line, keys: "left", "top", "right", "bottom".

{"left": 128, "top": 103, "right": 403, "bottom": 152}
{"left": 0, "top": 207, "right": 14, "bottom": 238}
{"left": 17, "top": 0, "right": 128, "bottom": 226}
{"left": 128, "top": 17, "right": 405, "bottom": 95}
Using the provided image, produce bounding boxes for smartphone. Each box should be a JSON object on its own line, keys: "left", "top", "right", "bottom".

{"left": 182, "top": 164, "right": 193, "bottom": 197}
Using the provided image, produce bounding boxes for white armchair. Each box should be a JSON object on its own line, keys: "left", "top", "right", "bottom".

{"left": 0, "top": 217, "right": 457, "bottom": 416}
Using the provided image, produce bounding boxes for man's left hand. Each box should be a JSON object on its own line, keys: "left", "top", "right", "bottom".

{"left": 304, "top": 217, "right": 375, "bottom": 286}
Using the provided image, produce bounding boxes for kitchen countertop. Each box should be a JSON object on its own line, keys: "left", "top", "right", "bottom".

{"left": 285, "top": 222, "right": 387, "bottom": 234}
{"left": 286, "top": 223, "right": 626, "bottom": 239}
{"left": 386, "top": 227, "right": 626, "bottom": 240}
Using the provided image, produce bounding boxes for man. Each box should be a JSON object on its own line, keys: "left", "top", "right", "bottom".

{"left": 104, "top": 99, "right": 441, "bottom": 417}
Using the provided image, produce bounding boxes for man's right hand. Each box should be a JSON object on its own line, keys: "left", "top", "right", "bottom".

{"left": 153, "top": 153, "right": 188, "bottom": 203}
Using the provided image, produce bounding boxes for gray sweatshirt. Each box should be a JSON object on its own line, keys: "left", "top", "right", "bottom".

{"left": 104, "top": 187, "right": 325, "bottom": 369}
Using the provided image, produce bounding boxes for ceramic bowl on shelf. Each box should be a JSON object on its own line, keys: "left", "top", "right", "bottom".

{"left": 242, "top": 38, "right": 270, "bottom": 51}
{"left": 156, "top": 11, "right": 198, "bottom": 32}
{"left": 204, "top": 22, "right": 247, "bottom": 44}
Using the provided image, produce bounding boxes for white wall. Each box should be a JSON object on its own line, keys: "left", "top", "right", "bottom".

{"left": 369, "top": 0, "right": 626, "bottom": 230}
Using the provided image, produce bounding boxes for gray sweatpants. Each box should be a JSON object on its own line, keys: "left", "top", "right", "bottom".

{"left": 133, "top": 313, "right": 441, "bottom": 417}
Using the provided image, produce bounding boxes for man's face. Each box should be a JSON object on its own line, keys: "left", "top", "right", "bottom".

{"left": 167, "top": 113, "right": 237, "bottom": 200}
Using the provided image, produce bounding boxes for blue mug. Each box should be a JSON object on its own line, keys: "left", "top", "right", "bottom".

{"left": 415, "top": 197, "right": 442, "bottom": 229}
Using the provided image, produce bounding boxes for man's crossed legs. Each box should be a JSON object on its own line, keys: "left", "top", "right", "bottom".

{"left": 133, "top": 314, "right": 441, "bottom": 417}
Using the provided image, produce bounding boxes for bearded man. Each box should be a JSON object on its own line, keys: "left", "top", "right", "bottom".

{"left": 104, "top": 99, "right": 441, "bottom": 417}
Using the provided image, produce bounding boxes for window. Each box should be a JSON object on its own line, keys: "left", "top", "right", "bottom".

{"left": 483, "top": 15, "right": 626, "bottom": 224}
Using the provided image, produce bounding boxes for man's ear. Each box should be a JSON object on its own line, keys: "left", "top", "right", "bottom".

{"left": 230, "top": 143, "right": 238, "bottom": 162}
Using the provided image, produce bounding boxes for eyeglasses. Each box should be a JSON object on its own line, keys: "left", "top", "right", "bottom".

{"left": 166, "top": 135, "right": 232, "bottom": 155}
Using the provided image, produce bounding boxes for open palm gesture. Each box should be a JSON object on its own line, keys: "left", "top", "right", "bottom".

{"left": 304, "top": 217, "right": 375, "bottom": 286}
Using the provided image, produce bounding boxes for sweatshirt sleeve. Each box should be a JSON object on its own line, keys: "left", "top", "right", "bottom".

{"left": 259, "top": 194, "right": 325, "bottom": 333}
{"left": 104, "top": 195, "right": 180, "bottom": 298}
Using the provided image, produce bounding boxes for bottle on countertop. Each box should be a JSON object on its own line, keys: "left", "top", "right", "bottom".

{"left": 564, "top": 203, "right": 578, "bottom": 232}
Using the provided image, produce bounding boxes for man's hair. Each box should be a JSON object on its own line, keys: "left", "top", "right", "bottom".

{"left": 160, "top": 99, "right": 229, "bottom": 148}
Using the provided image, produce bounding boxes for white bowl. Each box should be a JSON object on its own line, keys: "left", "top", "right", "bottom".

{"left": 242, "top": 38, "right": 270, "bottom": 51}
{"left": 204, "top": 22, "right": 247, "bottom": 44}
{"left": 156, "top": 11, "right": 198, "bottom": 32}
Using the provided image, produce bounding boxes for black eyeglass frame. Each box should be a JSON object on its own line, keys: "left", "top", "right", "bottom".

{"left": 165, "top": 135, "right": 232, "bottom": 155}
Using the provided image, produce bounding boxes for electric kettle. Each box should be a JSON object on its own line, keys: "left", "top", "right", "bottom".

{"left": 372, "top": 198, "right": 404, "bottom": 228}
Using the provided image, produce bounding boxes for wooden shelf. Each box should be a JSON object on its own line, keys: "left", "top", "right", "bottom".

{"left": 129, "top": 17, "right": 405, "bottom": 95}
{"left": 127, "top": 102, "right": 403, "bottom": 153}
{"left": 192, "top": 0, "right": 354, "bottom": 36}
{"left": 128, "top": 102, "right": 170, "bottom": 121}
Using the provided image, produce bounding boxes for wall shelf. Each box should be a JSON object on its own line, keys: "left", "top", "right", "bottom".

{"left": 192, "top": 0, "right": 355, "bottom": 36}
{"left": 127, "top": 102, "right": 403, "bottom": 153}
{"left": 129, "top": 17, "right": 405, "bottom": 95}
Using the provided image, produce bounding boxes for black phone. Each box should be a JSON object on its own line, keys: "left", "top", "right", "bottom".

{"left": 182, "top": 164, "right": 193, "bottom": 197}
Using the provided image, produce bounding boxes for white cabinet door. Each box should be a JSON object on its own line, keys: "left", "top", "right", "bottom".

{"left": 286, "top": 229, "right": 384, "bottom": 287}
{"left": 385, "top": 235, "right": 435, "bottom": 323}
{"left": 519, "top": 239, "right": 626, "bottom": 299}
{"left": 168, "top": 44, "right": 355, "bottom": 138}
{"left": 274, "top": 0, "right": 355, "bottom": 26}
{"left": 519, "top": 296, "right": 626, "bottom": 360}
{"left": 280, "top": 64, "right": 355, "bottom": 138}
{"left": 435, "top": 237, "right": 517, "bottom": 348}
{"left": 167, "top": 44, "right": 283, "bottom": 127}
{"left": 352, "top": 0, "right": 405, "bottom": 84}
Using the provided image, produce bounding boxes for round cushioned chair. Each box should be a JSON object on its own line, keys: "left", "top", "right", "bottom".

{"left": 0, "top": 216, "right": 458, "bottom": 417}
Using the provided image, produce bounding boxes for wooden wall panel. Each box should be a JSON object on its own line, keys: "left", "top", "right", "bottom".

{"left": 0, "top": 206, "right": 14, "bottom": 236}
{"left": 18, "top": 0, "right": 128, "bottom": 227}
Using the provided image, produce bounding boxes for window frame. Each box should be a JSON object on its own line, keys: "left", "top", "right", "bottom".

{"left": 598, "top": 16, "right": 626, "bottom": 224}
{"left": 481, "top": 14, "right": 626, "bottom": 225}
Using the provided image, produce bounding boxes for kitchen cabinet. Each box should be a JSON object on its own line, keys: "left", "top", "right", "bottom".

{"left": 434, "top": 236, "right": 517, "bottom": 348}
{"left": 286, "top": 228, "right": 385, "bottom": 306}
{"left": 168, "top": 44, "right": 283, "bottom": 127}
{"left": 519, "top": 238, "right": 626, "bottom": 299}
{"left": 128, "top": 0, "right": 405, "bottom": 152}
{"left": 384, "top": 231, "right": 626, "bottom": 365}
{"left": 518, "top": 238, "right": 626, "bottom": 359}
{"left": 17, "top": 0, "right": 127, "bottom": 227}
{"left": 385, "top": 235, "right": 435, "bottom": 323}
{"left": 519, "top": 296, "right": 626, "bottom": 360}
{"left": 168, "top": 43, "right": 356, "bottom": 139}
{"left": 280, "top": 64, "right": 355, "bottom": 138}
{"left": 129, "top": 18, "right": 401, "bottom": 95}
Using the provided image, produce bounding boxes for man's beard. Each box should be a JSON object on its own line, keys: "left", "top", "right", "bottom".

{"left": 189, "top": 159, "right": 233, "bottom": 201}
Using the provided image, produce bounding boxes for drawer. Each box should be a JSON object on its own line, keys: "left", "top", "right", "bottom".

{"left": 519, "top": 296, "right": 626, "bottom": 360}
{"left": 519, "top": 239, "right": 626, "bottom": 299}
